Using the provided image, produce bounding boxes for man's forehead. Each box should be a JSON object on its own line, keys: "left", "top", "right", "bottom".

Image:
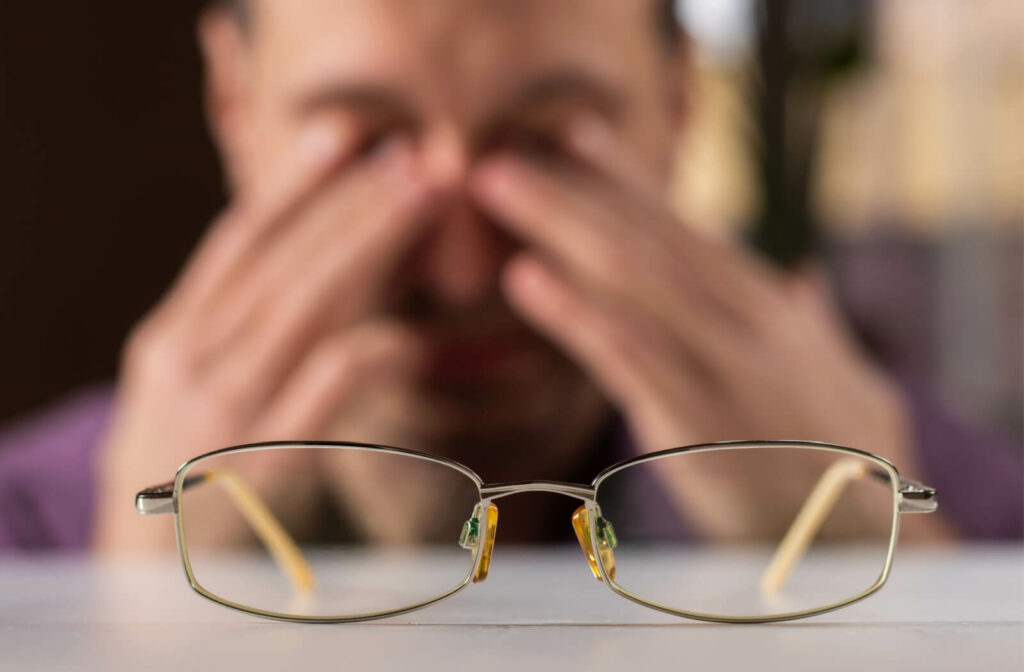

{"left": 250, "top": 0, "right": 655, "bottom": 123}
{"left": 250, "top": 0, "right": 651, "bottom": 42}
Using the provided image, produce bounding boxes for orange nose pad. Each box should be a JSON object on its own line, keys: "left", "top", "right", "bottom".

{"left": 459, "top": 503, "right": 499, "bottom": 583}
{"left": 572, "top": 505, "right": 617, "bottom": 582}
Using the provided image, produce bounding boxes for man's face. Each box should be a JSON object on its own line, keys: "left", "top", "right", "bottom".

{"left": 212, "top": 0, "right": 684, "bottom": 475}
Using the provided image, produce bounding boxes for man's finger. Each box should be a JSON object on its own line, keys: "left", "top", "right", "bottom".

{"left": 471, "top": 156, "right": 734, "bottom": 350}
{"left": 208, "top": 147, "right": 434, "bottom": 414}
{"left": 163, "top": 119, "right": 358, "bottom": 325}
{"left": 472, "top": 155, "right": 631, "bottom": 290}
{"left": 252, "top": 321, "right": 425, "bottom": 440}
{"left": 565, "top": 114, "right": 666, "bottom": 205}
{"left": 502, "top": 253, "right": 704, "bottom": 451}
{"left": 196, "top": 139, "right": 418, "bottom": 361}
{"left": 568, "top": 122, "right": 787, "bottom": 315}
{"left": 471, "top": 154, "right": 781, "bottom": 354}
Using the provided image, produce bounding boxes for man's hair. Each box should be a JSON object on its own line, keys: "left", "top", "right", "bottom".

{"left": 222, "top": 0, "right": 681, "bottom": 47}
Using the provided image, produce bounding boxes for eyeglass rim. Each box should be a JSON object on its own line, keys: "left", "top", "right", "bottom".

{"left": 589, "top": 441, "right": 903, "bottom": 624}
{"left": 159, "top": 439, "right": 904, "bottom": 624}
{"left": 590, "top": 438, "right": 899, "bottom": 485}
{"left": 168, "top": 437, "right": 900, "bottom": 491}
{"left": 171, "top": 442, "right": 488, "bottom": 624}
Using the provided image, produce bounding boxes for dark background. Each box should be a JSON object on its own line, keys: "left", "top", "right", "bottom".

{"left": 0, "top": 1, "right": 223, "bottom": 422}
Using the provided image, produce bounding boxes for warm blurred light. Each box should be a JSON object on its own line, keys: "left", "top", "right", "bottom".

{"left": 816, "top": 0, "right": 1024, "bottom": 234}
{"left": 673, "top": 0, "right": 1024, "bottom": 235}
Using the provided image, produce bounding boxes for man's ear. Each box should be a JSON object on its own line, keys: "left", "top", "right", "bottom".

{"left": 198, "top": 5, "right": 251, "bottom": 192}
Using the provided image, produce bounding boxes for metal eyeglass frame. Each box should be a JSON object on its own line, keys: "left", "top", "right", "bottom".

{"left": 135, "top": 439, "right": 938, "bottom": 625}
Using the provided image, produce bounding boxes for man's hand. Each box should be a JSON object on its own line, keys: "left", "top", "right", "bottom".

{"left": 94, "top": 124, "right": 434, "bottom": 552}
{"left": 470, "top": 118, "right": 951, "bottom": 540}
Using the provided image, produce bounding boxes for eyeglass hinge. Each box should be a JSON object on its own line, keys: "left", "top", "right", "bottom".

{"left": 898, "top": 478, "right": 938, "bottom": 514}
{"left": 135, "top": 481, "right": 176, "bottom": 515}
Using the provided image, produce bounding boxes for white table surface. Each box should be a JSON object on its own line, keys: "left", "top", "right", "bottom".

{"left": 2, "top": 545, "right": 1021, "bottom": 671}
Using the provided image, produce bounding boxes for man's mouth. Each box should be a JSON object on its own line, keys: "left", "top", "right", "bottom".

{"left": 419, "top": 328, "right": 544, "bottom": 386}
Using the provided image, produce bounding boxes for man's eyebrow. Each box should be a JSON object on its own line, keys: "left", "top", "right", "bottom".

{"left": 497, "top": 71, "right": 624, "bottom": 121}
{"left": 290, "top": 83, "right": 417, "bottom": 120}
{"left": 287, "top": 71, "right": 623, "bottom": 132}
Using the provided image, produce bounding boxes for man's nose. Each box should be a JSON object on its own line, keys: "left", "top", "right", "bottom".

{"left": 420, "top": 126, "right": 470, "bottom": 191}
{"left": 414, "top": 129, "right": 516, "bottom": 308}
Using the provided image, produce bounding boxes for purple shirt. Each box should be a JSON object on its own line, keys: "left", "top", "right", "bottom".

{"left": 0, "top": 384, "right": 112, "bottom": 549}
{"left": 0, "top": 378, "right": 1021, "bottom": 550}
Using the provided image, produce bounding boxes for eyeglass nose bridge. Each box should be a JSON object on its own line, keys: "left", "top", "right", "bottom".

{"left": 479, "top": 480, "right": 596, "bottom": 502}
{"left": 474, "top": 481, "right": 611, "bottom": 584}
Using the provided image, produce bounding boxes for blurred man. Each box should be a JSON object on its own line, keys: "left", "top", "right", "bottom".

{"left": 0, "top": 0, "right": 1019, "bottom": 551}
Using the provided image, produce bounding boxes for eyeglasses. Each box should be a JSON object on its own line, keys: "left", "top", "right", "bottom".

{"left": 135, "top": 440, "right": 937, "bottom": 624}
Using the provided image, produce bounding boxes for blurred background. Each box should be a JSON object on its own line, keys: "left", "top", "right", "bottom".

{"left": 0, "top": 0, "right": 1020, "bottom": 441}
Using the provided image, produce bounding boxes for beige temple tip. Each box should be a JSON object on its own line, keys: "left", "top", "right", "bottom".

{"left": 759, "top": 458, "right": 868, "bottom": 596}
{"left": 206, "top": 469, "right": 316, "bottom": 594}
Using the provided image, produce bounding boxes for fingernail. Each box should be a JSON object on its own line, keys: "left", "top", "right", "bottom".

{"left": 298, "top": 122, "right": 341, "bottom": 166}
{"left": 569, "top": 115, "right": 609, "bottom": 153}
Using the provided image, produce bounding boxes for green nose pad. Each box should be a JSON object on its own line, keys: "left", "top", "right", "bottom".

{"left": 459, "top": 503, "right": 499, "bottom": 583}
{"left": 459, "top": 515, "right": 480, "bottom": 550}
{"left": 572, "top": 505, "right": 617, "bottom": 581}
{"left": 598, "top": 516, "right": 618, "bottom": 549}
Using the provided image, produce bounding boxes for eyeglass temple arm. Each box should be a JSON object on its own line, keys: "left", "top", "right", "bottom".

{"left": 759, "top": 459, "right": 938, "bottom": 595}
{"left": 135, "top": 470, "right": 315, "bottom": 593}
